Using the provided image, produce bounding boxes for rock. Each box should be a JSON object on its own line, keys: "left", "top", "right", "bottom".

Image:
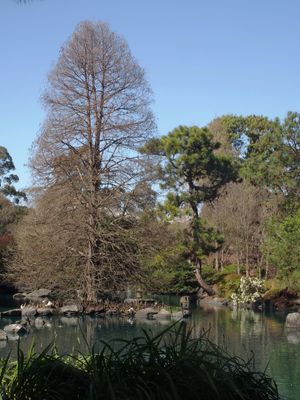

{"left": 290, "top": 299, "right": 300, "bottom": 305}
{"left": 21, "top": 306, "right": 37, "bottom": 317}
{"left": 4, "top": 324, "right": 27, "bottom": 335}
{"left": 6, "top": 334, "right": 20, "bottom": 341}
{"left": 156, "top": 308, "right": 171, "bottom": 319}
{"left": 26, "top": 289, "right": 51, "bottom": 299}
{"left": 84, "top": 306, "right": 95, "bottom": 315}
{"left": 171, "top": 311, "right": 183, "bottom": 319}
{"left": 124, "top": 298, "right": 138, "bottom": 304}
{"left": 59, "top": 304, "right": 81, "bottom": 315}
{"left": 1, "top": 309, "right": 22, "bottom": 317}
{"left": 135, "top": 307, "right": 158, "bottom": 319}
{"left": 286, "top": 312, "right": 300, "bottom": 329}
{"left": 13, "top": 293, "right": 27, "bottom": 300}
{"left": 37, "top": 308, "right": 53, "bottom": 316}
{"left": 25, "top": 289, "right": 52, "bottom": 304}
{"left": 84, "top": 305, "right": 105, "bottom": 315}
{"left": 0, "top": 330, "right": 7, "bottom": 341}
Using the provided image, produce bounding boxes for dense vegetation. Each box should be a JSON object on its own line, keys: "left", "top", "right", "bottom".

{"left": 0, "top": 324, "right": 279, "bottom": 400}
{"left": 0, "top": 21, "right": 300, "bottom": 302}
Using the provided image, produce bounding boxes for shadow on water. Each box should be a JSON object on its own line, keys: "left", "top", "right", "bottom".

{"left": 0, "top": 295, "right": 298, "bottom": 399}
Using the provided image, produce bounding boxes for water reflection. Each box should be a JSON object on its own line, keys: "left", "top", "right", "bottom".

{"left": 0, "top": 305, "right": 298, "bottom": 399}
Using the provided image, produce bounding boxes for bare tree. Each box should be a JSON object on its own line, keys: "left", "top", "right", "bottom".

{"left": 202, "top": 181, "right": 279, "bottom": 276}
{"left": 30, "top": 21, "right": 155, "bottom": 302}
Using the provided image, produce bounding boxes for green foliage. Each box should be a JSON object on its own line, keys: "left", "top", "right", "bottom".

{"left": 243, "top": 112, "right": 300, "bottom": 205}
{"left": 265, "top": 209, "right": 300, "bottom": 278}
{"left": 142, "top": 244, "right": 197, "bottom": 294}
{"left": 142, "top": 126, "right": 238, "bottom": 294}
{"left": 0, "top": 146, "right": 26, "bottom": 204}
{"left": 202, "top": 265, "right": 241, "bottom": 298}
{"left": 158, "top": 126, "right": 238, "bottom": 205}
{"left": 0, "top": 323, "right": 279, "bottom": 400}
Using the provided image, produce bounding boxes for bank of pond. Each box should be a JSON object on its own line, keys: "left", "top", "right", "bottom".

{"left": 0, "top": 295, "right": 299, "bottom": 399}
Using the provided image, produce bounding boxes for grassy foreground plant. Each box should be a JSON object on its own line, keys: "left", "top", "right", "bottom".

{"left": 0, "top": 323, "right": 279, "bottom": 400}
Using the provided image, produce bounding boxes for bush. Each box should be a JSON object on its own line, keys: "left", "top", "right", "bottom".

{"left": 0, "top": 323, "right": 279, "bottom": 400}
{"left": 231, "top": 276, "right": 265, "bottom": 306}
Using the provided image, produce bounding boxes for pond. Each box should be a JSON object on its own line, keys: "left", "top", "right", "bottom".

{"left": 0, "top": 296, "right": 298, "bottom": 400}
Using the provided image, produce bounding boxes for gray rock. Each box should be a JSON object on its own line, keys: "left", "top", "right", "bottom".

{"left": 172, "top": 311, "right": 183, "bottom": 319}
{"left": 286, "top": 312, "right": 300, "bottom": 329}
{"left": 124, "top": 298, "right": 138, "bottom": 304}
{"left": 60, "top": 304, "right": 81, "bottom": 315}
{"left": 0, "top": 330, "right": 8, "bottom": 341}
{"left": 21, "top": 306, "right": 37, "bottom": 317}
{"left": 26, "top": 289, "right": 51, "bottom": 299}
{"left": 4, "top": 324, "right": 27, "bottom": 335}
{"left": 1, "top": 309, "right": 22, "bottom": 317}
{"left": 13, "top": 293, "right": 27, "bottom": 300}
{"left": 37, "top": 308, "right": 53, "bottom": 316}
{"left": 156, "top": 308, "right": 171, "bottom": 319}
{"left": 135, "top": 307, "right": 158, "bottom": 319}
{"left": 7, "top": 333, "right": 20, "bottom": 341}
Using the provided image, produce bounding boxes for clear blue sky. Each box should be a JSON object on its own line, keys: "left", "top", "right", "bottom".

{"left": 1, "top": 0, "right": 300, "bottom": 188}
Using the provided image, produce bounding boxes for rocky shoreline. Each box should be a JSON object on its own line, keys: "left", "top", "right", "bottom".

{"left": 3, "top": 287, "right": 300, "bottom": 341}
{"left": 0, "top": 289, "right": 189, "bottom": 342}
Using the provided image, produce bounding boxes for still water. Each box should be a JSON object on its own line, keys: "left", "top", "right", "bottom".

{"left": 0, "top": 297, "right": 298, "bottom": 400}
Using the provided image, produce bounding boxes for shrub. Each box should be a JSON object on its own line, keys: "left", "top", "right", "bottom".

{"left": 231, "top": 276, "right": 265, "bottom": 306}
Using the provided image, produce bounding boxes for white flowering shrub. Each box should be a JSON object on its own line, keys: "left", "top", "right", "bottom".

{"left": 231, "top": 276, "right": 265, "bottom": 306}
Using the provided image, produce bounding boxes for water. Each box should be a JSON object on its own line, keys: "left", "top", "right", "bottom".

{"left": 0, "top": 296, "right": 299, "bottom": 399}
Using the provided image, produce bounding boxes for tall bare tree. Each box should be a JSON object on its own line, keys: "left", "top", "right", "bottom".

{"left": 30, "top": 21, "right": 155, "bottom": 302}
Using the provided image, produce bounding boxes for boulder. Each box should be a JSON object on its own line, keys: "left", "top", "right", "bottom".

{"left": 0, "top": 330, "right": 7, "bottom": 341}
{"left": 1, "top": 309, "right": 22, "bottom": 317}
{"left": 135, "top": 307, "right": 158, "bottom": 319}
{"left": 156, "top": 308, "right": 171, "bottom": 319}
{"left": 4, "top": 324, "right": 27, "bottom": 335}
{"left": 84, "top": 305, "right": 105, "bottom": 315}
{"left": 124, "top": 298, "right": 138, "bottom": 304}
{"left": 13, "top": 293, "right": 27, "bottom": 300}
{"left": 171, "top": 311, "right": 183, "bottom": 319}
{"left": 21, "top": 306, "right": 37, "bottom": 317}
{"left": 37, "top": 308, "right": 53, "bottom": 316}
{"left": 286, "top": 312, "right": 300, "bottom": 329}
{"left": 7, "top": 334, "right": 20, "bottom": 341}
{"left": 26, "top": 289, "right": 51, "bottom": 299}
{"left": 59, "top": 304, "right": 81, "bottom": 315}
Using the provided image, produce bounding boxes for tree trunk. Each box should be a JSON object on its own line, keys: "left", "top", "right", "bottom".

{"left": 194, "top": 257, "right": 215, "bottom": 296}
{"left": 85, "top": 239, "right": 97, "bottom": 303}
{"left": 214, "top": 250, "right": 219, "bottom": 271}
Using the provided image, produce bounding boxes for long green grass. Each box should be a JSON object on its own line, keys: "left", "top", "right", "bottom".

{"left": 0, "top": 323, "right": 279, "bottom": 400}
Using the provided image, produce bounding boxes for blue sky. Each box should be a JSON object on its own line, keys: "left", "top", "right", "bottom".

{"left": 1, "top": 0, "right": 300, "bottom": 188}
